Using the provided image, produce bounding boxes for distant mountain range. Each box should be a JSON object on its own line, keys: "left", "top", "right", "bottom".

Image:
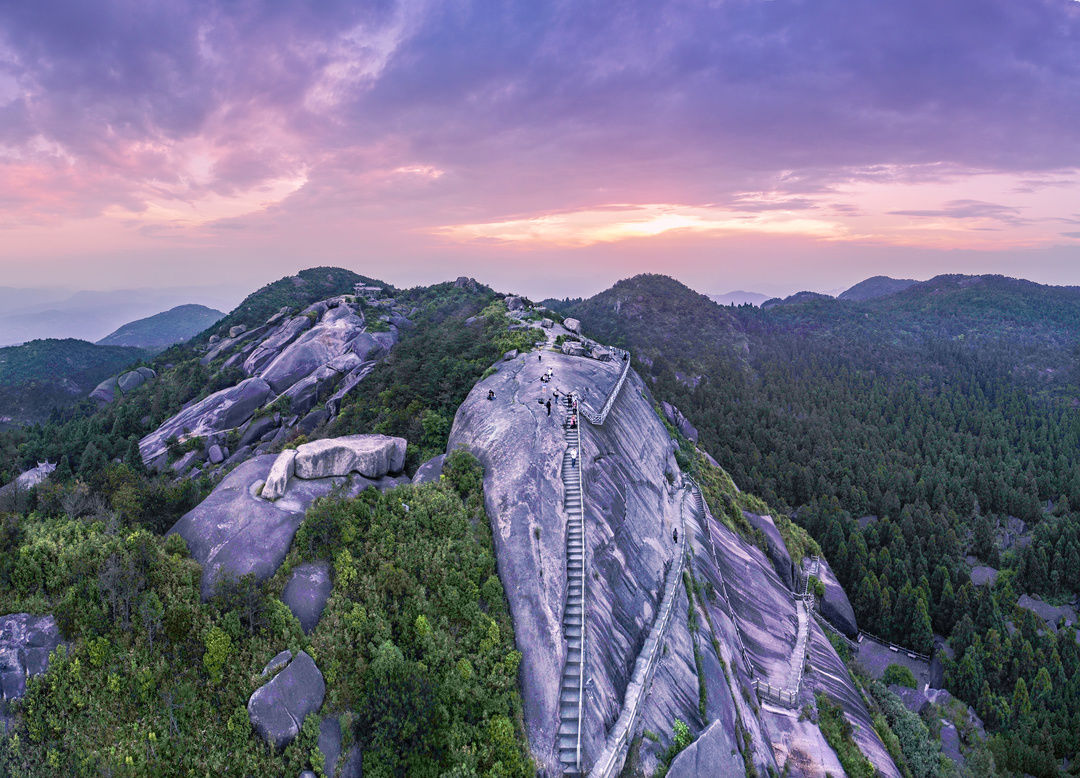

{"left": 0, "top": 286, "right": 241, "bottom": 347}
{"left": 97, "top": 304, "right": 224, "bottom": 351}
{"left": 709, "top": 290, "right": 770, "bottom": 306}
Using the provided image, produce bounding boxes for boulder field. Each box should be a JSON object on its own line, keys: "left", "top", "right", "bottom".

{"left": 140, "top": 295, "right": 403, "bottom": 472}
{"left": 167, "top": 435, "right": 408, "bottom": 598}
{"left": 446, "top": 347, "right": 899, "bottom": 776}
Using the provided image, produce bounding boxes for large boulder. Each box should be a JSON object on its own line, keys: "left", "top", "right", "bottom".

{"left": 563, "top": 317, "right": 581, "bottom": 333}
{"left": 1, "top": 614, "right": 64, "bottom": 701}
{"left": 744, "top": 511, "right": 795, "bottom": 591}
{"left": 282, "top": 562, "right": 332, "bottom": 634}
{"left": 806, "top": 556, "right": 858, "bottom": 638}
{"left": 167, "top": 454, "right": 407, "bottom": 598}
{"left": 240, "top": 414, "right": 279, "bottom": 448}
{"left": 140, "top": 377, "right": 273, "bottom": 465}
{"left": 117, "top": 369, "right": 149, "bottom": 393}
{"left": 90, "top": 376, "right": 119, "bottom": 403}
{"left": 412, "top": 454, "right": 445, "bottom": 484}
{"left": 666, "top": 719, "right": 744, "bottom": 777}
{"left": 293, "top": 435, "right": 406, "bottom": 480}
{"left": 248, "top": 651, "right": 325, "bottom": 749}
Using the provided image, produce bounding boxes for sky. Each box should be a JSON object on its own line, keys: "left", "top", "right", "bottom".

{"left": 2, "top": 0, "right": 1079, "bottom": 304}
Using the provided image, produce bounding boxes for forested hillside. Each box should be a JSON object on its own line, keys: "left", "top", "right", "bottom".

{"left": 0, "top": 339, "right": 145, "bottom": 427}
{"left": 552, "top": 273, "right": 1080, "bottom": 776}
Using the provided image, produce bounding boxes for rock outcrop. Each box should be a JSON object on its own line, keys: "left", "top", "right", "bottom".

{"left": 167, "top": 453, "right": 408, "bottom": 597}
{"left": 248, "top": 651, "right": 325, "bottom": 749}
{"left": 661, "top": 400, "right": 699, "bottom": 443}
{"left": 0, "top": 614, "right": 64, "bottom": 702}
{"left": 667, "top": 720, "right": 744, "bottom": 777}
{"left": 91, "top": 366, "right": 156, "bottom": 403}
{"left": 282, "top": 562, "right": 332, "bottom": 634}
{"left": 141, "top": 296, "right": 401, "bottom": 474}
{"left": 140, "top": 377, "right": 273, "bottom": 466}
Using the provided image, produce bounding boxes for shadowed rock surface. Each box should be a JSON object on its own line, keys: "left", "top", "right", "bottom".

{"left": 667, "top": 719, "right": 747, "bottom": 777}
{"left": 283, "top": 562, "right": 333, "bottom": 634}
{"left": 247, "top": 651, "right": 325, "bottom": 749}
{"left": 0, "top": 614, "right": 64, "bottom": 702}
{"left": 803, "top": 556, "right": 857, "bottom": 638}
{"left": 412, "top": 453, "right": 445, "bottom": 484}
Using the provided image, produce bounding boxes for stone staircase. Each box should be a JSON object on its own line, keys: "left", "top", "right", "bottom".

{"left": 558, "top": 400, "right": 586, "bottom": 774}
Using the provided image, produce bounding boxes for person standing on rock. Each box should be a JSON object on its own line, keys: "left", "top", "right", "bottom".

{"left": 487, "top": 389, "right": 496, "bottom": 401}
{"left": 546, "top": 398, "right": 552, "bottom": 416}
{"left": 673, "top": 527, "right": 679, "bottom": 544}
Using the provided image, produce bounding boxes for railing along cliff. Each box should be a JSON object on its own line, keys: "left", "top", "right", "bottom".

{"left": 591, "top": 487, "right": 689, "bottom": 778}
{"left": 579, "top": 350, "right": 631, "bottom": 426}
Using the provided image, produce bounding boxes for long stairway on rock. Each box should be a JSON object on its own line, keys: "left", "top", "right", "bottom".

{"left": 558, "top": 401, "right": 586, "bottom": 774}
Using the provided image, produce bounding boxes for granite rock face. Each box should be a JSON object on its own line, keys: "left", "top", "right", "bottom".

{"left": 661, "top": 401, "right": 699, "bottom": 443}
{"left": 140, "top": 377, "right": 273, "bottom": 465}
{"left": 167, "top": 454, "right": 408, "bottom": 598}
{"left": 447, "top": 349, "right": 898, "bottom": 777}
{"left": 744, "top": 510, "right": 795, "bottom": 591}
{"left": 804, "top": 556, "right": 858, "bottom": 638}
{"left": 0, "top": 614, "right": 64, "bottom": 702}
{"left": 282, "top": 562, "right": 333, "bottom": 634}
{"left": 667, "top": 720, "right": 744, "bottom": 777}
{"left": 248, "top": 651, "right": 325, "bottom": 749}
{"left": 293, "top": 435, "right": 406, "bottom": 479}
{"left": 0, "top": 462, "right": 55, "bottom": 503}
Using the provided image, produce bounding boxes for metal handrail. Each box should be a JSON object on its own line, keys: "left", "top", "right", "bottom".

{"left": 572, "top": 392, "right": 586, "bottom": 773}
{"left": 580, "top": 351, "right": 631, "bottom": 426}
{"left": 856, "top": 630, "right": 931, "bottom": 662}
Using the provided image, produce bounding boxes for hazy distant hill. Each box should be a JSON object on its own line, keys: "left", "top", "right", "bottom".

{"left": 0, "top": 287, "right": 241, "bottom": 346}
{"left": 710, "top": 290, "right": 769, "bottom": 306}
{"left": 97, "top": 304, "right": 224, "bottom": 351}
{"left": 0, "top": 338, "right": 143, "bottom": 425}
{"left": 838, "top": 275, "right": 917, "bottom": 301}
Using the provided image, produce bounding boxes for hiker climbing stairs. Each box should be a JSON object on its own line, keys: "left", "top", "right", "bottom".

{"left": 558, "top": 399, "right": 586, "bottom": 774}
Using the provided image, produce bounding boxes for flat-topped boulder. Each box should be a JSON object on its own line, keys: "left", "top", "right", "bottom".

{"left": 1, "top": 614, "right": 64, "bottom": 701}
{"left": 282, "top": 562, "right": 332, "bottom": 634}
{"left": 248, "top": 650, "right": 325, "bottom": 749}
{"left": 293, "top": 434, "right": 406, "bottom": 479}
